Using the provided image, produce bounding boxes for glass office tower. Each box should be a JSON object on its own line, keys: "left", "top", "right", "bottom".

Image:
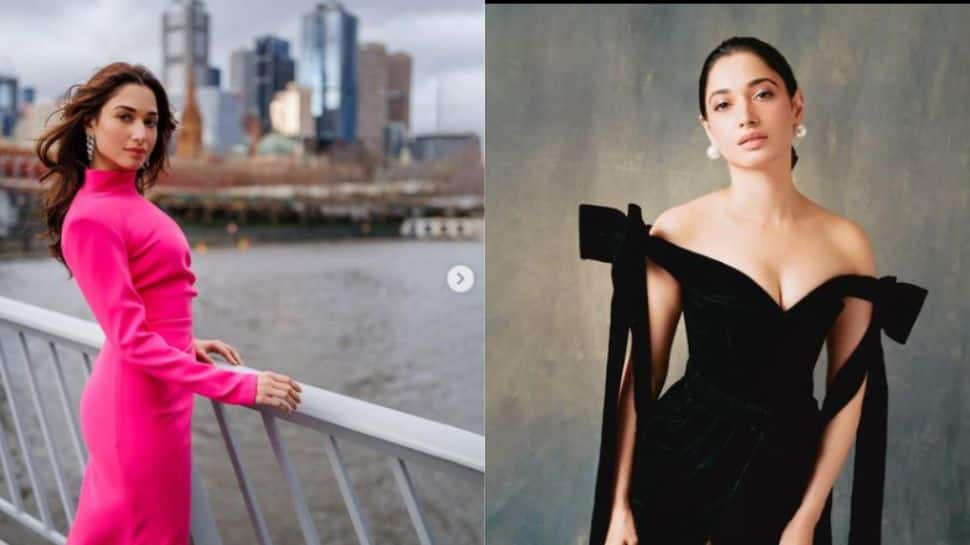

{"left": 298, "top": 1, "right": 359, "bottom": 145}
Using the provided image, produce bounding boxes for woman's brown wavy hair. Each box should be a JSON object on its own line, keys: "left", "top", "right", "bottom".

{"left": 35, "top": 62, "right": 178, "bottom": 275}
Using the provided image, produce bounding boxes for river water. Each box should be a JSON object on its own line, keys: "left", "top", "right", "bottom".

{"left": 0, "top": 238, "right": 483, "bottom": 544}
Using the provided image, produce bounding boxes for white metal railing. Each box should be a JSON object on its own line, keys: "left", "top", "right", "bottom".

{"left": 0, "top": 294, "right": 484, "bottom": 544}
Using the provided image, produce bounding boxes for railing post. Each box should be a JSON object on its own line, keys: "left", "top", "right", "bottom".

{"left": 210, "top": 400, "right": 274, "bottom": 545}
{"left": 48, "top": 341, "right": 87, "bottom": 470}
{"left": 323, "top": 434, "right": 374, "bottom": 545}
{"left": 262, "top": 413, "right": 321, "bottom": 545}
{"left": 389, "top": 456, "right": 436, "bottom": 545}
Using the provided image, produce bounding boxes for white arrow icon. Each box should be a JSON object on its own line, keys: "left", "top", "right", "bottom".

{"left": 447, "top": 265, "right": 475, "bottom": 293}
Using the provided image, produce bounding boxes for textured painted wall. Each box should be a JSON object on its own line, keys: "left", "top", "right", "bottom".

{"left": 486, "top": 5, "right": 969, "bottom": 545}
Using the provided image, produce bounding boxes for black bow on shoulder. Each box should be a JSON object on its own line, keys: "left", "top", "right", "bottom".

{"left": 579, "top": 202, "right": 652, "bottom": 335}
{"left": 579, "top": 203, "right": 641, "bottom": 263}
{"left": 875, "top": 275, "right": 928, "bottom": 344}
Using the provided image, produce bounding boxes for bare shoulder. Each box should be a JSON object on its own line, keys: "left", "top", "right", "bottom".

{"left": 810, "top": 201, "right": 876, "bottom": 277}
{"left": 649, "top": 193, "right": 710, "bottom": 240}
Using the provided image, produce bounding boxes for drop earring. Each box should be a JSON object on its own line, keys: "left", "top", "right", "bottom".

{"left": 86, "top": 133, "right": 95, "bottom": 162}
{"left": 706, "top": 143, "right": 720, "bottom": 160}
{"left": 795, "top": 124, "right": 807, "bottom": 138}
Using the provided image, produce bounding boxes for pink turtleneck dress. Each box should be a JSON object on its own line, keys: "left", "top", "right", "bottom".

{"left": 61, "top": 168, "right": 259, "bottom": 545}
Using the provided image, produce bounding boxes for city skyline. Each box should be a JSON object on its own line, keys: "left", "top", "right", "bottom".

{"left": 0, "top": 0, "right": 483, "bottom": 141}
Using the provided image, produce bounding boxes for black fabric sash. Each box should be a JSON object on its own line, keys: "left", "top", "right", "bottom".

{"left": 579, "top": 202, "right": 928, "bottom": 545}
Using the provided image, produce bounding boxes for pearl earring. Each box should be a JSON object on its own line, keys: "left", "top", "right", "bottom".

{"left": 86, "top": 133, "right": 95, "bottom": 162}
{"left": 706, "top": 143, "right": 720, "bottom": 160}
{"left": 795, "top": 124, "right": 807, "bottom": 138}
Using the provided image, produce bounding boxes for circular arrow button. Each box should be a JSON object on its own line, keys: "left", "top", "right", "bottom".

{"left": 447, "top": 265, "right": 475, "bottom": 293}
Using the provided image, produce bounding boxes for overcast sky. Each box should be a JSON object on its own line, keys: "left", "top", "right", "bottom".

{"left": 0, "top": 0, "right": 484, "bottom": 139}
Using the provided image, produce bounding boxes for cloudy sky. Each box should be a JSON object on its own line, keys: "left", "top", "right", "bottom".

{"left": 0, "top": 0, "right": 484, "bottom": 139}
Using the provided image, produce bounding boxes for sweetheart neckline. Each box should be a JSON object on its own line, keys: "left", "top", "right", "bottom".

{"left": 644, "top": 232, "right": 874, "bottom": 316}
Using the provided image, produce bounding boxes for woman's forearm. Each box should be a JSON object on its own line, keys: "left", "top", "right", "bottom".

{"left": 793, "top": 376, "right": 868, "bottom": 524}
{"left": 611, "top": 353, "right": 664, "bottom": 507}
{"left": 611, "top": 354, "right": 638, "bottom": 506}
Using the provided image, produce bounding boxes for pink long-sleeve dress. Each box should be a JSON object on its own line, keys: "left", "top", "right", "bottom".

{"left": 61, "top": 167, "right": 259, "bottom": 545}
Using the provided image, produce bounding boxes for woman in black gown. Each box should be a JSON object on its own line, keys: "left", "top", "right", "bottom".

{"left": 580, "top": 37, "right": 928, "bottom": 545}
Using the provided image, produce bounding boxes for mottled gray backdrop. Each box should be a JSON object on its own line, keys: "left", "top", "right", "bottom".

{"left": 485, "top": 5, "right": 969, "bottom": 545}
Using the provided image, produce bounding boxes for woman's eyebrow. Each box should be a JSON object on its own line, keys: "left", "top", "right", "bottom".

{"left": 114, "top": 105, "right": 158, "bottom": 116}
{"left": 708, "top": 77, "right": 778, "bottom": 103}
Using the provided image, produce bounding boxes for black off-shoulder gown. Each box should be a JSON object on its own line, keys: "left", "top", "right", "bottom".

{"left": 579, "top": 203, "right": 928, "bottom": 545}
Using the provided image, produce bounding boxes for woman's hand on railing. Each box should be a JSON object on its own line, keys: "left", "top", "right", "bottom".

{"left": 193, "top": 338, "right": 244, "bottom": 365}
{"left": 255, "top": 371, "right": 303, "bottom": 413}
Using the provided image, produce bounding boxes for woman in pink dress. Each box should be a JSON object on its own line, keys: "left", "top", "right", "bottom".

{"left": 35, "top": 62, "right": 304, "bottom": 544}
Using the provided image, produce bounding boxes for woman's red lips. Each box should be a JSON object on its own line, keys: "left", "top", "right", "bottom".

{"left": 738, "top": 132, "right": 767, "bottom": 145}
{"left": 739, "top": 136, "right": 767, "bottom": 150}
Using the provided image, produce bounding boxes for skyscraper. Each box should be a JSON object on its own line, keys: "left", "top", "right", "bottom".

{"left": 229, "top": 48, "right": 257, "bottom": 117}
{"left": 196, "top": 87, "right": 244, "bottom": 154}
{"left": 253, "top": 35, "right": 296, "bottom": 133}
{"left": 162, "top": 0, "right": 218, "bottom": 93}
{"left": 357, "top": 43, "right": 388, "bottom": 155}
{"left": 386, "top": 52, "right": 412, "bottom": 129}
{"left": 358, "top": 43, "right": 414, "bottom": 159}
{"left": 298, "top": 1, "right": 359, "bottom": 145}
